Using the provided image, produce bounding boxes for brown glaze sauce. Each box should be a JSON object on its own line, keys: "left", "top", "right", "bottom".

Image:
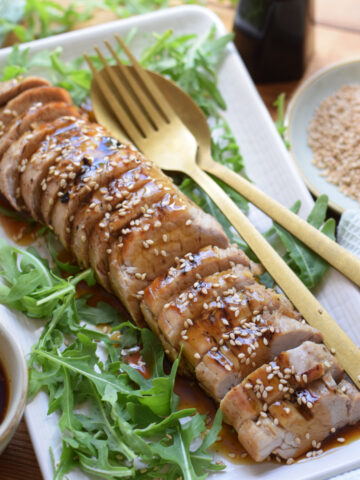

{"left": 174, "top": 375, "right": 251, "bottom": 463}
{"left": 0, "top": 360, "right": 9, "bottom": 424}
{"left": 0, "top": 195, "right": 40, "bottom": 245}
{"left": 1, "top": 175, "right": 360, "bottom": 466}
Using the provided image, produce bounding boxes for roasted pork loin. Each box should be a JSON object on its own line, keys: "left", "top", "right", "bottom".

{"left": 0, "top": 77, "right": 358, "bottom": 463}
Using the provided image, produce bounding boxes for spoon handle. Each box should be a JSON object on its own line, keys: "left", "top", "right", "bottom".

{"left": 205, "top": 160, "right": 360, "bottom": 288}
{"left": 188, "top": 164, "right": 360, "bottom": 389}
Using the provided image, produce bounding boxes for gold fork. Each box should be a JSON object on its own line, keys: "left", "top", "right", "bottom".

{"left": 84, "top": 37, "right": 360, "bottom": 388}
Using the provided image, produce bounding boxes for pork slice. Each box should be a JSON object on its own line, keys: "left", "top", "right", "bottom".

{"left": 141, "top": 245, "right": 250, "bottom": 328}
{"left": 108, "top": 195, "right": 229, "bottom": 324}
{"left": 195, "top": 346, "right": 241, "bottom": 401}
{"left": 157, "top": 264, "right": 254, "bottom": 347}
{"left": 20, "top": 118, "right": 89, "bottom": 219}
{"left": 237, "top": 417, "right": 285, "bottom": 462}
{"left": 270, "top": 380, "right": 350, "bottom": 460}
{"left": 0, "top": 86, "right": 72, "bottom": 127}
{"left": 89, "top": 179, "right": 173, "bottom": 290}
{"left": 0, "top": 77, "right": 50, "bottom": 108}
{"left": 220, "top": 341, "right": 340, "bottom": 432}
{"left": 267, "top": 315, "right": 322, "bottom": 358}
{"left": 278, "top": 340, "right": 343, "bottom": 382}
{"left": 0, "top": 116, "right": 79, "bottom": 210}
{"left": 192, "top": 310, "right": 321, "bottom": 403}
{"left": 240, "top": 375, "right": 360, "bottom": 462}
{"left": 70, "top": 162, "right": 158, "bottom": 266}
{"left": 0, "top": 102, "right": 80, "bottom": 161}
{"left": 40, "top": 124, "right": 113, "bottom": 224}
{"left": 51, "top": 146, "right": 159, "bottom": 248}
{"left": 338, "top": 379, "right": 360, "bottom": 424}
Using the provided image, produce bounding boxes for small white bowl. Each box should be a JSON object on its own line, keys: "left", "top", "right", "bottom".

{"left": 285, "top": 58, "right": 360, "bottom": 214}
{"left": 0, "top": 321, "right": 28, "bottom": 454}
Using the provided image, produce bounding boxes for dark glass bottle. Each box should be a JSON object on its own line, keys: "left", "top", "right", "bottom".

{"left": 233, "top": 0, "right": 314, "bottom": 83}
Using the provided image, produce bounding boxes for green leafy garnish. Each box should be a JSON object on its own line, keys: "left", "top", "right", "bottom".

{"left": 0, "top": 0, "right": 198, "bottom": 45}
{"left": 263, "top": 195, "right": 336, "bottom": 289}
{"left": 274, "top": 93, "right": 290, "bottom": 148}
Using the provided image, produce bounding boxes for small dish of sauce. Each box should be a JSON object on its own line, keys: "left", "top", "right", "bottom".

{"left": 0, "top": 360, "right": 9, "bottom": 424}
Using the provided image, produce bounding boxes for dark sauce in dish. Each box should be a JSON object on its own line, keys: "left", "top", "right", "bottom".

{"left": 0, "top": 360, "right": 9, "bottom": 424}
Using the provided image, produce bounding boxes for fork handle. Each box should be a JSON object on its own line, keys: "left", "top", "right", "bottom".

{"left": 205, "top": 160, "right": 360, "bottom": 288}
{"left": 188, "top": 164, "right": 360, "bottom": 388}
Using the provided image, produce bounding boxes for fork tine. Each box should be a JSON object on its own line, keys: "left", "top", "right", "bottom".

{"left": 84, "top": 53, "right": 143, "bottom": 145}
{"left": 115, "top": 34, "right": 176, "bottom": 122}
{"left": 94, "top": 46, "right": 152, "bottom": 138}
{"left": 105, "top": 40, "right": 165, "bottom": 129}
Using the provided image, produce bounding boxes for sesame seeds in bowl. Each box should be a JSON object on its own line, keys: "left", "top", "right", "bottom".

{"left": 285, "top": 58, "right": 360, "bottom": 214}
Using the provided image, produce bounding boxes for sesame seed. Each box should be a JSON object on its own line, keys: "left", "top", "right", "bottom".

{"left": 194, "top": 352, "right": 201, "bottom": 360}
{"left": 337, "top": 437, "right": 345, "bottom": 443}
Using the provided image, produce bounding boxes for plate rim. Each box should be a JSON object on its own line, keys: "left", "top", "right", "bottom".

{"left": 285, "top": 56, "right": 360, "bottom": 214}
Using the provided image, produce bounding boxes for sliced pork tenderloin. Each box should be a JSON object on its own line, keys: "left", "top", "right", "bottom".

{"left": 0, "top": 115, "right": 79, "bottom": 210}
{"left": 196, "top": 316, "right": 322, "bottom": 402}
{"left": 39, "top": 124, "right": 114, "bottom": 224}
{"left": 89, "top": 178, "right": 174, "bottom": 290}
{"left": 141, "top": 245, "right": 254, "bottom": 327}
{"left": 50, "top": 144, "right": 162, "bottom": 248}
{"left": 268, "top": 377, "right": 359, "bottom": 461}
{"left": 70, "top": 162, "right": 162, "bottom": 266}
{"left": 20, "top": 118, "right": 90, "bottom": 219}
{"left": 108, "top": 196, "right": 229, "bottom": 324}
{"left": 0, "top": 86, "right": 72, "bottom": 128}
{"left": 0, "top": 77, "right": 50, "bottom": 108}
{"left": 220, "top": 341, "right": 339, "bottom": 432}
{"left": 157, "top": 264, "right": 254, "bottom": 346}
{"left": 0, "top": 101, "right": 79, "bottom": 161}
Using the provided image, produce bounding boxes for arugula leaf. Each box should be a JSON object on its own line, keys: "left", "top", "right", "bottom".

{"left": 76, "top": 295, "right": 119, "bottom": 325}
{"left": 46, "top": 232, "right": 80, "bottom": 274}
{"left": 267, "top": 195, "right": 336, "bottom": 289}
{"left": 274, "top": 93, "right": 290, "bottom": 148}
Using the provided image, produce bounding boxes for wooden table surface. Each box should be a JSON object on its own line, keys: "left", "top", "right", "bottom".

{"left": 1, "top": 1, "right": 360, "bottom": 479}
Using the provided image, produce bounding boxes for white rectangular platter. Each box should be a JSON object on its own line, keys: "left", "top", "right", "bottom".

{"left": 0, "top": 5, "right": 359, "bottom": 480}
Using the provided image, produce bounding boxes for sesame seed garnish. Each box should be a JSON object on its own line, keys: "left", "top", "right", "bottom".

{"left": 194, "top": 352, "right": 201, "bottom": 359}
{"left": 337, "top": 437, "right": 345, "bottom": 443}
